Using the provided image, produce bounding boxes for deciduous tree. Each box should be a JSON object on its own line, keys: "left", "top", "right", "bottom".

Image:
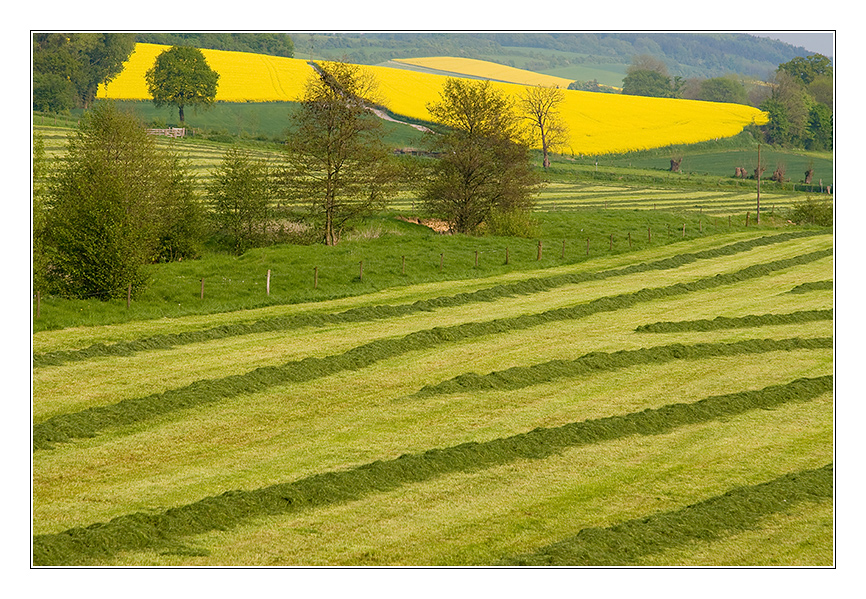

{"left": 282, "top": 61, "right": 398, "bottom": 245}
{"left": 419, "top": 78, "right": 540, "bottom": 234}
{"left": 145, "top": 46, "right": 220, "bottom": 125}
{"left": 520, "top": 85, "right": 569, "bottom": 169}
{"left": 208, "top": 148, "right": 273, "bottom": 253}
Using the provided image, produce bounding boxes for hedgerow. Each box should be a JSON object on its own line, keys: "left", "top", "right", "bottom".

{"left": 635, "top": 309, "right": 833, "bottom": 333}
{"left": 32, "top": 375, "right": 831, "bottom": 566}
{"left": 500, "top": 463, "right": 833, "bottom": 566}
{"left": 33, "top": 246, "right": 833, "bottom": 450}
{"left": 33, "top": 230, "right": 827, "bottom": 368}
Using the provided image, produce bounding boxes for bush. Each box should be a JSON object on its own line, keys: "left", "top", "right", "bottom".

{"left": 789, "top": 197, "right": 833, "bottom": 227}
{"left": 43, "top": 103, "right": 201, "bottom": 299}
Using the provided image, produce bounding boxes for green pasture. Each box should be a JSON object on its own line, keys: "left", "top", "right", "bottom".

{"left": 32, "top": 229, "right": 833, "bottom": 565}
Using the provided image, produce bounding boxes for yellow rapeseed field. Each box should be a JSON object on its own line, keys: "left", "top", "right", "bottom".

{"left": 99, "top": 44, "right": 768, "bottom": 155}
{"left": 391, "top": 56, "right": 574, "bottom": 88}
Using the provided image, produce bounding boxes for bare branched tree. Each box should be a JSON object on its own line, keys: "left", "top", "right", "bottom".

{"left": 520, "top": 85, "right": 569, "bottom": 169}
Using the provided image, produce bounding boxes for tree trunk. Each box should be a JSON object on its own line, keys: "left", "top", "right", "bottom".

{"left": 179, "top": 104, "right": 185, "bottom": 124}
{"left": 805, "top": 168, "right": 814, "bottom": 184}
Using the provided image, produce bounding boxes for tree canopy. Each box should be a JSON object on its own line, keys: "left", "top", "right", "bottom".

{"left": 32, "top": 33, "right": 135, "bottom": 111}
{"left": 41, "top": 103, "right": 202, "bottom": 299}
{"left": 282, "top": 62, "right": 399, "bottom": 246}
{"left": 145, "top": 46, "right": 220, "bottom": 124}
{"left": 420, "top": 78, "right": 540, "bottom": 235}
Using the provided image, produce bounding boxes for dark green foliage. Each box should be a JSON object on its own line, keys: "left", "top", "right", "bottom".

{"left": 778, "top": 54, "right": 833, "bottom": 86}
{"left": 33, "top": 231, "right": 824, "bottom": 368}
{"left": 145, "top": 46, "right": 220, "bottom": 125}
{"left": 32, "top": 376, "right": 831, "bottom": 565}
{"left": 501, "top": 463, "right": 832, "bottom": 566}
{"left": 622, "top": 70, "right": 676, "bottom": 98}
{"left": 41, "top": 103, "right": 201, "bottom": 300}
{"left": 32, "top": 33, "right": 135, "bottom": 110}
{"left": 636, "top": 309, "right": 833, "bottom": 333}
{"left": 789, "top": 197, "right": 833, "bottom": 227}
{"left": 806, "top": 103, "right": 833, "bottom": 151}
{"left": 698, "top": 77, "right": 748, "bottom": 104}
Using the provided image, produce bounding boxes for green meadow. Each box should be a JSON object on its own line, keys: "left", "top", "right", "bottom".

{"left": 32, "top": 112, "right": 833, "bottom": 566}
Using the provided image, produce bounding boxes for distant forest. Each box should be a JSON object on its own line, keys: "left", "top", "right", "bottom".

{"left": 131, "top": 32, "right": 822, "bottom": 81}
{"left": 136, "top": 32, "right": 295, "bottom": 58}
{"left": 294, "top": 32, "right": 820, "bottom": 80}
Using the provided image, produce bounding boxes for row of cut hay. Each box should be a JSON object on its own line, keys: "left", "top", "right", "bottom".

{"left": 32, "top": 231, "right": 825, "bottom": 368}
{"left": 32, "top": 376, "right": 831, "bottom": 566}
{"left": 500, "top": 462, "right": 832, "bottom": 566}
{"left": 635, "top": 309, "right": 833, "bottom": 333}
{"left": 32, "top": 244, "right": 831, "bottom": 450}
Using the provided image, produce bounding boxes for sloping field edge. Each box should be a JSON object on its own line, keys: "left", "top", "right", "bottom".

{"left": 500, "top": 463, "right": 833, "bottom": 566}
{"left": 32, "top": 375, "right": 831, "bottom": 566}
{"left": 33, "top": 246, "right": 832, "bottom": 450}
{"left": 32, "top": 231, "right": 827, "bottom": 368}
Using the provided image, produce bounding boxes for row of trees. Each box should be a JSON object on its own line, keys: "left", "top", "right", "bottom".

{"left": 34, "top": 62, "right": 565, "bottom": 300}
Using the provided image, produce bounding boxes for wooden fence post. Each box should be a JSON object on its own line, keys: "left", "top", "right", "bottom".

{"left": 746, "top": 212, "right": 750, "bottom": 227}
{"left": 609, "top": 233, "right": 613, "bottom": 250}
{"left": 402, "top": 255, "right": 406, "bottom": 275}
{"left": 561, "top": 239, "right": 566, "bottom": 259}
{"left": 475, "top": 250, "right": 479, "bottom": 268}
{"left": 505, "top": 247, "right": 510, "bottom": 265}
{"left": 628, "top": 232, "right": 632, "bottom": 248}
{"left": 36, "top": 291, "right": 41, "bottom": 318}
{"left": 537, "top": 240, "right": 542, "bottom": 261}
{"left": 266, "top": 270, "right": 271, "bottom": 296}
{"left": 359, "top": 261, "right": 363, "bottom": 281}
{"left": 648, "top": 226, "right": 652, "bottom": 243}
{"left": 200, "top": 278, "right": 204, "bottom": 300}
{"left": 127, "top": 283, "right": 132, "bottom": 309}
{"left": 440, "top": 253, "right": 444, "bottom": 272}
{"left": 682, "top": 223, "right": 686, "bottom": 237}
{"left": 586, "top": 237, "right": 590, "bottom": 255}
{"left": 314, "top": 267, "right": 319, "bottom": 289}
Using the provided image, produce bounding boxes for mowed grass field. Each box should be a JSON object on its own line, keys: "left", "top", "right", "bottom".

{"left": 32, "top": 226, "right": 833, "bottom": 566}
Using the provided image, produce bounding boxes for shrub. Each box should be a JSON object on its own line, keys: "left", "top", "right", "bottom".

{"left": 789, "top": 197, "right": 833, "bottom": 227}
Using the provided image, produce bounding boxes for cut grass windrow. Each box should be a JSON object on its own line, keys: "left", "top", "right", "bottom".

{"left": 32, "top": 375, "right": 831, "bottom": 566}
{"left": 32, "top": 246, "right": 833, "bottom": 451}
{"left": 32, "top": 230, "right": 826, "bottom": 368}
{"left": 499, "top": 462, "right": 833, "bottom": 566}
{"left": 415, "top": 337, "right": 831, "bottom": 397}
{"left": 635, "top": 309, "right": 833, "bottom": 333}
{"left": 788, "top": 280, "right": 833, "bottom": 294}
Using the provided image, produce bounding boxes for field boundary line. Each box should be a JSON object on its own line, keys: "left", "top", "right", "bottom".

{"left": 33, "top": 245, "right": 833, "bottom": 450}
{"left": 499, "top": 463, "right": 833, "bottom": 566}
{"left": 33, "top": 230, "right": 828, "bottom": 369}
{"left": 32, "top": 376, "right": 831, "bottom": 566}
